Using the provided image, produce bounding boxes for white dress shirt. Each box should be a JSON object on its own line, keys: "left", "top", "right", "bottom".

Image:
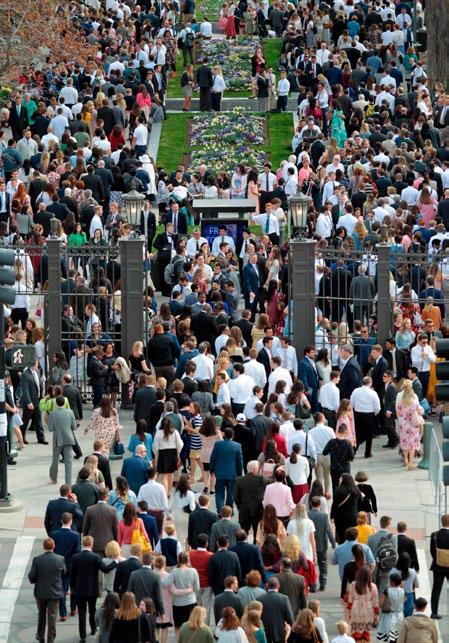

{"left": 216, "top": 382, "right": 231, "bottom": 406}
{"left": 277, "top": 78, "right": 290, "bottom": 96}
{"left": 315, "top": 213, "right": 334, "bottom": 238}
{"left": 350, "top": 386, "right": 381, "bottom": 414}
{"left": 137, "top": 479, "right": 170, "bottom": 513}
{"left": 410, "top": 344, "right": 436, "bottom": 372}
{"left": 186, "top": 236, "right": 208, "bottom": 257}
{"left": 243, "top": 359, "right": 267, "bottom": 388}
{"left": 308, "top": 423, "right": 336, "bottom": 455}
{"left": 319, "top": 381, "right": 340, "bottom": 412}
{"left": 256, "top": 336, "right": 281, "bottom": 353}
{"left": 268, "top": 367, "right": 293, "bottom": 396}
{"left": 229, "top": 374, "right": 256, "bottom": 404}
{"left": 273, "top": 345, "right": 298, "bottom": 375}
{"left": 287, "top": 430, "right": 317, "bottom": 460}
{"left": 258, "top": 172, "right": 277, "bottom": 192}
{"left": 192, "top": 353, "right": 215, "bottom": 381}
{"left": 252, "top": 213, "right": 280, "bottom": 236}
{"left": 212, "top": 234, "right": 235, "bottom": 256}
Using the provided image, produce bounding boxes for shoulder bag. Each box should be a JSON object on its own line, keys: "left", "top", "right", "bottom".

{"left": 305, "top": 432, "right": 316, "bottom": 469}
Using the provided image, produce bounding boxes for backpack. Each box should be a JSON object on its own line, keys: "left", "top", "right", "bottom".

{"left": 377, "top": 534, "right": 398, "bottom": 571}
{"left": 164, "top": 256, "right": 183, "bottom": 285}
{"left": 185, "top": 31, "right": 195, "bottom": 48}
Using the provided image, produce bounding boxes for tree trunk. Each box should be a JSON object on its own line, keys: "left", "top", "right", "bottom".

{"left": 426, "top": 0, "right": 449, "bottom": 88}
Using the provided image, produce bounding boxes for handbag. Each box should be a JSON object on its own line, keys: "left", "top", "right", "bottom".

{"left": 305, "top": 432, "right": 316, "bottom": 469}
{"left": 434, "top": 534, "right": 449, "bottom": 567}
{"left": 113, "top": 440, "right": 125, "bottom": 456}
{"left": 262, "top": 458, "right": 276, "bottom": 478}
{"left": 131, "top": 519, "right": 152, "bottom": 552}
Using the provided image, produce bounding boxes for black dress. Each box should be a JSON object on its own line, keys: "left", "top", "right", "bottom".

{"left": 331, "top": 488, "right": 361, "bottom": 544}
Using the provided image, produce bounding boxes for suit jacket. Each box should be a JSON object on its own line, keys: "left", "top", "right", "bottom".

{"left": 48, "top": 408, "right": 77, "bottom": 447}
{"left": 214, "top": 591, "right": 244, "bottom": 623}
{"left": 208, "top": 549, "right": 241, "bottom": 595}
{"left": 298, "top": 357, "right": 319, "bottom": 395}
{"left": 234, "top": 318, "right": 253, "bottom": 347}
{"left": 383, "top": 382, "right": 397, "bottom": 419}
{"left": 210, "top": 439, "right": 243, "bottom": 480}
{"left": 163, "top": 210, "right": 188, "bottom": 235}
{"left": 382, "top": 348, "right": 409, "bottom": 380}
{"left": 196, "top": 64, "right": 213, "bottom": 88}
{"left": 62, "top": 384, "right": 83, "bottom": 421}
{"left": 234, "top": 474, "right": 266, "bottom": 520}
{"left": 82, "top": 174, "right": 104, "bottom": 203}
{"left": 430, "top": 528, "right": 449, "bottom": 574}
{"left": 121, "top": 455, "right": 149, "bottom": 495}
{"left": 95, "top": 167, "right": 113, "bottom": 198}
{"left": 257, "top": 347, "right": 272, "bottom": 380}
{"left": 187, "top": 507, "right": 218, "bottom": 548}
{"left": 9, "top": 104, "right": 29, "bottom": 136}
{"left": 45, "top": 497, "right": 83, "bottom": 535}
{"left": 134, "top": 386, "right": 158, "bottom": 424}
{"left": 52, "top": 527, "right": 81, "bottom": 574}
{"left": 82, "top": 502, "right": 118, "bottom": 553}
{"left": 397, "top": 533, "right": 419, "bottom": 571}
{"left": 92, "top": 451, "right": 113, "bottom": 490}
{"left": 28, "top": 551, "right": 66, "bottom": 600}
{"left": 20, "top": 368, "right": 41, "bottom": 407}
{"left": 249, "top": 415, "right": 272, "bottom": 453}
{"left": 190, "top": 311, "right": 219, "bottom": 346}
{"left": 128, "top": 567, "right": 164, "bottom": 611}
{"left": 274, "top": 570, "right": 306, "bottom": 617}
{"left": 209, "top": 518, "right": 241, "bottom": 552}
{"left": 242, "top": 262, "right": 260, "bottom": 296}
{"left": 259, "top": 591, "right": 294, "bottom": 642}
{"left": 308, "top": 508, "right": 336, "bottom": 551}
{"left": 114, "top": 557, "right": 142, "bottom": 595}
{"left": 71, "top": 549, "right": 116, "bottom": 597}
{"left": 338, "top": 357, "right": 362, "bottom": 400}
{"left": 371, "top": 356, "right": 388, "bottom": 397}
{"left": 229, "top": 541, "right": 266, "bottom": 582}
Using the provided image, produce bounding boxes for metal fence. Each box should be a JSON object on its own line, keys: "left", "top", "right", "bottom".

{"left": 428, "top": 427, "right": 447, "bottom": 517}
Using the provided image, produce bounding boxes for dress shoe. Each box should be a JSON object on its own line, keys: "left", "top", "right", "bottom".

{"left": 60, "top": 616, "right": 67, "bottom": 622}
{"left": 431, "top": 614, "right": 442, "bottom": 619}
{"left": 7, "top": 458, "right": 17, "bottom": 465}
{"left": 364, "top": 453, "right": 373, "bottom": 458}
{"left": 38, "top": 440, "right": 49, "bottom": 445}
{"left": 70, "top": 610, "right": 77, "bottom": 617}
{"left": 382, "top": 444, "right": 395, "bottom": 449}
{"left": 91, "top": 627, "right": 97, "bottom": 635}
{"left": 23, "top": 439, "right": 29, "bottom": 445}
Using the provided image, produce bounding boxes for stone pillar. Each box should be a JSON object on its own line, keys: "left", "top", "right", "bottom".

{"left": 120, "top": 239, "right": 144, "bottom": 359}
{"left": 376, "top": 243, "right": 392, "bottom": 344}
{"left": 290, "top": 239, "right": 317, "bottom": 357}
{"left": 47, "top": 240, "right": 62, "bottom": 359}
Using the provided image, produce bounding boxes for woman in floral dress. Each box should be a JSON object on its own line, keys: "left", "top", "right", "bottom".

{"left": 347, "top": 567, "right": 379, "bottom": 641}
{"left": 335, "top": 399, "right": 356, "bottom": 447}
{"left": 395, "top": 379, "right": 424, "bottom": 470}
{"left": 84, "top": 395, "right": 122, "bottom": 452}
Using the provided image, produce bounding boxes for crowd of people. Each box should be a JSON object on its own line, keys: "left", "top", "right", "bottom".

{"left": 0, "top": 0, "right": 448, "bottom": 642}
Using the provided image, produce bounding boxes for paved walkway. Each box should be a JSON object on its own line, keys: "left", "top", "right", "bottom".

{"left": 0, "top": 410, "right": 445, "bottom": 642}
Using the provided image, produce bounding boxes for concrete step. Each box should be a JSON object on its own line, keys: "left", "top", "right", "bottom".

{"left": 164, "top": 96, "right": 299, "bottom": 111}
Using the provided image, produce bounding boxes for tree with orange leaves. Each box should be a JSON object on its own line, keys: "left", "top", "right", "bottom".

{"left": 0, "top": 0, "right": 97, "bottom": 85}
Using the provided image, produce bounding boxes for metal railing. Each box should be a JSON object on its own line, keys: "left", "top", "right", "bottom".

{"left": 428, "top": 427, "right": 447, "bottom": 517}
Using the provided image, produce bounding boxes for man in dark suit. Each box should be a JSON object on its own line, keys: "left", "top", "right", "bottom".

{"left": 190, "top": 307, "right": 219, "bottom": 346}
{"left": 230, "top": 529, "right": 266, "bottom": 582}
{"left": 96, "top": 99, "right": 116, "bottom": 135}
{"left": 28, "top": 537, "right": 66, "bottom": 643}
{"left": 260, "top": 576, "right": 294, "bottom": 643}
{"left": 303, "top": 56, "right": 322, "bottom": 89}
{"left": 210, "top": 428, "right": 243, "bottom": 513}
{"left": 187, "top": 494, "right": 218, "bottom": 548}
{"left": 308, "top": 497, "right": 336, "bottom": 591}
{"left": 163, "top": 202, "right": 188, "bottom": 235}
{"left": 45, "top": 484, "right": 83, "bottom": 535}
{"left": 430, "top": 513, "right": 449, "bottom": 618}
{"left": 330, "top": 259, "right": 353, "bottom": 325}
{"left": 128, "top": 551, "right": 165, "bottom": 608}
{"left": 298, "top": 345, "right": 320, "bottom": 413}
{"left": 370, "top": 344, "right": 388, "bottom": 434}
{"left": 257, "top": 337, "right": 273, "bottom": 382}
{"left": 9, "top": 96, "right": 29, "bottom": 140}
{"left": 121, "top": 445, "right": 150, "bottom": 495}
{"left": 383, "top": 371, "right": 399, "bottom": 448}
{"left": 82, "top": 166, "right": 104, "bottom": 204}
{"left": 0, "top": 180, "right": 11, "bottom": 224}
{"left": 274, "top": 558, "right": 307, "bottom": 617}
{"left": 71, "top": 535, "right": 117, "bottom": 642}
{"left": 90, "top": 440, "right": 113, "bottom": 490}
{"left": 61, "top": 374, "right": 83, "bottom": 424}
{"left": 82, "top": 488, "right": 118, "bottom": 556}
{"left": 234, "top": 310, "right": 253, "bottom": 347}
{"left": 20, "top": 361, "right": 47, "bottom": 444}
{"left": 95, "top": 160, "right": 113, "bottom": 212}
{"left": 196, "top": 59, "right": 213, "bottom": 111}
{"left": 242, "top": 254, "right": 261, "bottom": 321}
{"left": 249, "top": 405, "right": 272, "bottom": 454}
{"left": 397, "top": 521, "right": 419, "bottom": 571}
{"left": 382, "top": 338, "right": 409, "bottom": 381}
{"left": 114, "top": 543, "right": 143, "bottom": 595}
{"left": 338, "top": 345, "right": 362, "bottom": 400}
{"left": 134, "top": 375, "right": 157, "bottom": 425}
{"left": 234, "top": 462, "right": 267, "bottom": 540}
{"left": 52, "top": 513, "right": 81, "bottom": 619}
{"left": 47, "top": 194, "right": 70, "bottom": 222}
{"left": 208, "top": 536, "right": 241, "bottom": 596}
{"left": 213, "top": 575, "right": 244, "bottom": 623}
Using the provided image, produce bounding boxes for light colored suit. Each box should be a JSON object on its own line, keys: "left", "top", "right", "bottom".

{"left": 48, "top": 407, "right": 76, "bottom": 485}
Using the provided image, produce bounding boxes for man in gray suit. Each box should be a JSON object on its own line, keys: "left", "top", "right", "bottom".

{"left": 48, "top": 396, "right": 77, "bottom": 485}
{"left": 209, "top": 506, "right": 241, "bottom": 552}
{"left": 349, "top": 265, "right": 375, "bottom": 324}
{"left": 308, "top": 496, "right": 336, "bottom": 591}
{"left": 274, "top": 558, "right": 306, "bottom": 617}
{"left": 259, "top": 576, "right": 294, "bottom": 643}
{"left": 128, "top": 551, "right": 165, "bottom": 610}
{"left": 28, "top": 537, "right": 66, "bottom": 643}
{"left": 83, "top": 488, "right": 118, "bottom": 556}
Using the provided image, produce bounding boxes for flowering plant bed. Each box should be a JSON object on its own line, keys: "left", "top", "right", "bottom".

{"left": 198, "top": 37, "right": 261, "bottom": 91}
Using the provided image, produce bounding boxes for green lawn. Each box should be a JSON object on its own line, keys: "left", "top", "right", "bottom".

{"left": 156, "top": 113, "right": 192, "bottom": 170}
{"left": 266, "top": 112, "right": 294, "bottom": 168}
{"left": 263, "top": 38, "right": 282, "bottom": 70}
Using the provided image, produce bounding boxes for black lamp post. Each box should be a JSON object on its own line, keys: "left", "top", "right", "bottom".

{"left": 122, "top": 189, "right": 145, "bottom": 237}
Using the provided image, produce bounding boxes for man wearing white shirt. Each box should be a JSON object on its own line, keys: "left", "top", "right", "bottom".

{"left": 212, "top": 226, "right": 236, "bottom": 256}
{"left": 251, "top": 203, "right": 280, "bottom": 244}
{"left": 200, "top": 18, "right": 213, "bottom": 38}
{"left": 410, "top": 333, "right": 437, "bottom": 398}
{"left": 258, "top": 163, "right": 277, "bottom": 211}
{"left": 316, "top": 43, "right": 331, "bottom": 66}
{"left": 279, "top": 411, "right": 296, "bottom": 447}
{"left": 287, "top": 419, "right": 317, "bottom": 461}
{"left": 192, "top": 345, "right": 215, "bottom": 381}
{"left": 243, "top": 387, "right": 264, "bottom": 420}
{"left": 89, "top": 206, "right": 104, "bottom": 239}
{"left": 273, "top": 337, "right": 298, "bottom": 376}
{"left": 186, "top": 229, "right": 208, "bottom": 258}
{"left": 350, "top": 377, "right": 381, "bottom": 458}
{"left": 50, "top": 109, "right": 69, "bottom": 140}
{"left": 256, "top": 330, "right": 281, "bottom": 354}
{"left": 321, "top": 173, "right": 337, "bottom": 205}
{"left": 268, "top": 357, "right": 293, "bottom": 396}
{"left": 315, "top": 210, "right": 334, "bottom": 240}
{"left": 228, "top": 364, "right": 256, "bottom": 415}
{"left": 401, "top": 181, "right": 419, "bottom": 206}
{"left": 216, "top": 374, "right": 231, "bottom": 406}
{"left": 338, "top": 209, "right": 357, "bottom": 234}
{"left": 58, "top": 79, "right": 78, "bottom": 108}
{"left": 276, "top": 71, "right": 290, "bottom": 112}
{"left": 215, "top": 326, "right": 231, "bottom": 355}
{"left": 325, "top": 156, "right": 344, "bottom": 176}
{"left": 375, "top": 88, "right": 395, "bottom": 112}
{"left": 308, "top": 412, "right": 336, "bottom": 496}
{"left": 319, "top": 370, "right": 341, "bottom": 428}
{"left": 133, "top": 118, "right": 149, "bottom": 157}
{"left": 243, "top": 351, "right": 267, "bottom": 389}
{"left": 137, "top": 468, "right": 171, "bottom": 529}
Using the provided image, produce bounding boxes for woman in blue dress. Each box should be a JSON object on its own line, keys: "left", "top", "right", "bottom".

{"left": 330, "top": 99, "right": 347, "bottom": 149}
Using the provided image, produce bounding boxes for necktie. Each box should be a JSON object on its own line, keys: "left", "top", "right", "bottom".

{"left": 173, "top": 213, "right": 177, "bottom": 234}
{"left": 244, "top": 240, "right": 247, "bottom": 254}
{"left": 265, "top": 216, "right": 270, "bottom": 234}
{"left": 196, "top": 240, "right": 199, "bottom": 251}
{"left": 391, "top": 350, "right": 397, "bottom": 376}
{"left": 266, "top": 174, "right": 269, "bottom": 191}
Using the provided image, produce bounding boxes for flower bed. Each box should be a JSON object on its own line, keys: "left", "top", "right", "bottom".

{"left": 188, "top": 107, "right": 268, "bottom": 172}
{"left": 198, "top": 37, "right": 260, "bottom": 92}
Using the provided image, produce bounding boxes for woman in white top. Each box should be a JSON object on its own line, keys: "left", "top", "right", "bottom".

{"left": 153, "top": 416, "right": 184, "bottom": 497}
{"left": 169, "top": 474, "right": 196, "bottom": 529}
{"left": 287, "top": 503, "right": 317, "bottom": 563}
{"left": 284, "top": 444, "right": 310, "bottom": 504}
{"left": 309, "top": 600, "right": 329, "bottom": 643}
{"left": 216, "top": 607, "right": 249, "bottom": 643}
{"left": 11, "top": 263, "right": 30, "bottom": 328}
